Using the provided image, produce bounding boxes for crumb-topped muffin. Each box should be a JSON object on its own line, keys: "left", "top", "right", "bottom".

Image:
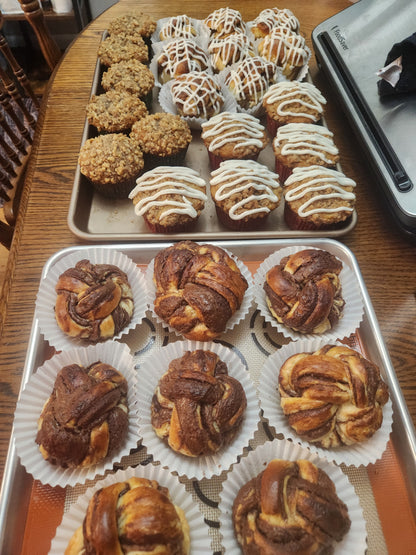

{"left": 208, "top": 33, "right": 255, "bottom": 72}
{"left": 107, "top": 11, "right": 157, "bottom": 45}
{"left": 201, "top": 111, "right": 268, "bottom": 169}
{"left": 250, "top": 7, "right": 300, "bottom": 38}
{"left": 151, "top": 349, "right": 247, "bottom": 457}
{"left": 258, "top": 27, "right": 309, "bottom": 80}
{"left": 98, "top": 33, "right": 149, "bottom": 66}
{"left": 36, "top": 361, "right": 128, "bottom": 468}
{"left": 86, "top": 89, "right": 148, "bottom": 134}
{"left": 101, "top": 59, "right": 155, "bottom": 102}
{"left": 78, "top": 133, "right": 144, "bottom": 198}
{"left": 129, "top": 166, "right": 207, "bottom": 233}
{"left": 156, "top": 38, "right": 209, "bottom": 84}
{"left": 283, "top": 165, "right": 356, "bottom": 230}
{"left": 54, "top": 259, "right": 135, "bottom": 342}
{"left": 210, "top": 159, "right": 282, "bottom": 230}
{"left": 273, "top": 122, "right": 339, "bottom": 181}
{"left": 65, "top": 477, "right": 190, "bottom": 554}
{"left": 225, "top": 56, "right": 276, "bottom": 110}
{"left": 170, "top": 71, "right": 225, "bottom": 120}
{"left": 263, "top": 80, "right": 327, "bottom": 135}
{"left": 130, "top": 112, "right": 192, "bottom": 169}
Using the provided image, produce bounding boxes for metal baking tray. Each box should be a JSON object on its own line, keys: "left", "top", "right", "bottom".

{"left": 0, "top": 239, "right": 415, "bottom": 554}
{"left": 67, "top": 50, "right": 357, "bottom": 242}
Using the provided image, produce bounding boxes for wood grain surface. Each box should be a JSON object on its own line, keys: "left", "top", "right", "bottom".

{"left": 0, "top": 0, "right": 415, "bottom": 488}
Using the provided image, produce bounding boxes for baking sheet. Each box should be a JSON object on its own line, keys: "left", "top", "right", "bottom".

{"left": 1, "top": 238, "right": 415, "bottom": 554}
{"left": 67, "top": 51, "right": 357, "bottom": 242}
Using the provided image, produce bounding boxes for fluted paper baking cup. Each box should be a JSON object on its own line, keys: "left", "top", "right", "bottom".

{"left": 49, "top": 464, "right": 212, "bottom": 554}
{"left": 258, "top": 338, "right": 393, "bottom": 466}
{"left": 13, "top": 342, "right": 140, "bottom": 487}
{"left": 253, "top": 245, "right": 364, "bottom": 342}
{"left": 137, "top": 340, "right": 260, "bottom": 479}
{"left": 145, "top": 243, "right": 254, "bottom": 341}
{"left": 35, "top": 247, "right": 147, "bottom": 351}
{"left": 219, "top": 438, "right": 367, "bottom": 554}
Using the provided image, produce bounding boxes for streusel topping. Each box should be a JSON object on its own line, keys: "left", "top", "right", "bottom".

{"left": 86, "top": 90, "right": 148, "bottom": 133}
{"left": 98, "top": 34, "right": 149, "bottom": 66}
{"left": 101, "top": 59, "right": 154, "bottom": 97}
{"left": 130, "top": 113, "right": 192, "bottom": 156}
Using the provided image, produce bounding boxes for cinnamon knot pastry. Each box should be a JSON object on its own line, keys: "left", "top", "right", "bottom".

{"left": 279, "top": 344, "right": 390, "bottom": 448}
{"left": 55, "top": 259, "right": 134, "bottom": 343}
{"left": 36, "top": 361, "right": 129, "bottom": 468}
{"left": 152, "top": 240, "right": 248, "bottom": 341}
{"left": 151, "top": 349, "right": 247, "bottom": 456}
{"left": 233, "top": 459, "right": 351, "bottom": 554}
{"left": 65, "top": 477, "right": 190, "bottom": 554}
{"left": 263, "top": 249, "right": 345, "bottom": 334}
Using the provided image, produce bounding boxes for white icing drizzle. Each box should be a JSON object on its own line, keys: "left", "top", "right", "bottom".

{"left": 263, "top": 81, "right": 326, "bottom": 120}
{"left": 210, "top": 159, "right": 281, "bottom": 220}
{"left": 259, "top": 27, "right": 308, "bottom": 68}
{"left": 252, "top": 7, "right": 299, "bottom": 34}
{"left": 158, "top": 38, "right": 209, "bottom": 79}
{"left": 201, "top": 111, "right": 266, "bottom": 152}
{"left": 284, "top": 165, "right": 356, "bottom": 216}
{"left": 204, "top": 7, "right": 246, "bottom": 37}
{"left": 129, "top": 166, "right": 207, "bottom": 219}
{"left": 273, "top": 123, "right": 338, "bottom": 165}
{"left": 225, "top": 57, "right": 276, "bottom": 107}
{"left": 208, "top": 34, "right": 255, "bottom": 70}
{"left": 171, "top": 72, "right": 224, "bottom": 119}
{"left": 159, "top": 15, "right": 196, "bottom": 40}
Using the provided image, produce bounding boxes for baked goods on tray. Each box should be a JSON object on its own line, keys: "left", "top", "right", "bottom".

{"left": 65, "top": 477, "right": 190, "bottom": 554}
{"left": 151, "top": 349, "right": 247, "bottom": 456}
{"left": 36, "top": 361, "right": 128, "bottom": 468}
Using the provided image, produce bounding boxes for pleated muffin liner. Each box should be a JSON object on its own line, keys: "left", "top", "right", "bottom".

{"left": 13, "top": 342, "right": 140, "bottom": 488}
{"left": 137, "top": 340, "right": 260, "bottom": 480}
{"left": 218, "top": 438, "right": 367, "bottom": 554}
{"left": 158, "top": 74, "right": 238, "bottom": 130}
{"left": 145, "top": 243, "right": 254, "bottom": 341}
{"left": 35, "top": 247, "right": 147, "bottom": 351}
{"left": 49, "top": 464, "right": 212, "bottom": 555}
{"left": 257, "top": 338, "right": 393, "bottom": 467}
{"left": 253, "top": 245, "right": 364, "bottom": 342}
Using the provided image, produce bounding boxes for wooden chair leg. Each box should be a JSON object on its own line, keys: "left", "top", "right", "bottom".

{"left": 0, "top": 219, "right": 13, "bottom": 250}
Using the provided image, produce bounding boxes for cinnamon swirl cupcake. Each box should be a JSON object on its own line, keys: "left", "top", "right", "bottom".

{"left": 225, "top": 56, "right": 276, "bottom": 111}
{"left": 208, "top": 33, "right": 255, "bottom": 72}
{"left": 250, "top": 7, "right": 300, "bottom": 38}
{"left": 204, "top": 7, "right": 246, "bottom": 39}
{"left": 170, "top": 71, "right": 225, "bottom": 120}
{"left": 158, "top": 14, "right": 198, "bottom": 40}
{"left": 156, "top": 38, "right": 209, "bottom": 84}
{"left": 258, "top": 27, "right": 310, "bottom": 80}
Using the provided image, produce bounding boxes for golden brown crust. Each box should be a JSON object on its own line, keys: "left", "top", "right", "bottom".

{"left": 153, "top": 241, "right": 248, "bottom": 341}
{"left": 130, "top": 113, "right": 192, "bottom": 156}
{"left": 65, "top": 477, "right": 190, "bottom": 554}
{"left": 86, "top": 90, "right": 148, "bottom": 134}
{"left": 101, "top": 59, "right": 155, "bottom": 97}
{"left": 54, "top": 259, "right": 134, "bottom": 342}
{"left": 263, "top": 249, "right": 344, "bottom": 334}
{"left": 151, "top": 349, "right": 247, "bottom": 456}
{"left": 107, "top": 11, "right": 157, "bottom": 39}
{"left": 232, "top": 459, "right": 351, "bottom": 554}
{"left": 279, "top": 344, "right": 390, "bottom": 448}
{"left": 98, "top": 34, "right": 149, "bottom": 66}
{"left": 36, "top": 361, "right": 128, "bottom": 468}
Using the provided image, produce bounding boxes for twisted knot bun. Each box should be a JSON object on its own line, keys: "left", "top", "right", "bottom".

{"left": 55, "top": 259, "right": 134, "bottom": 342}
{"left": 153, "top": 241, "right": 248, "bottom": 341}
{"left": 36, "top": 361, "right": 128, "bottom": 468}
{"left": 151, "top": 349, "right": 247, "bottom": 457}
{"left": 65, "top": 477, "right": 190, "bottom": 554}
{"left": 279, "top": 344, "right": 389, "bottom": 448}
{"left": 263, "top": 249, "right": 344, "bottom": 334}
{"left": 233, "top": 459, "right": 351, "bottom": 554}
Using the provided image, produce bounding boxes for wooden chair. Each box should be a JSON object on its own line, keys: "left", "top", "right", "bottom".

{"left": 0, "top": 2, "right": 62, "bottom": 249}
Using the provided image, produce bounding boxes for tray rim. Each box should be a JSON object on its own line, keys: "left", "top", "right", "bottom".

{"left": 1, "top": 238, "right": 415, "bottom": 554}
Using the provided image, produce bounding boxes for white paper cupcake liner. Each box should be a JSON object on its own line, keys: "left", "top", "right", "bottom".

{"left": 49, "top": 464, "right": 212, "bottom": 554}
{"left": 13, "top": 342, "right": 140, "bottom": 487}
{"left": 137, "top": 340, "right": 260, "bottom": 480}
{"left": 219, "top": 438, "right": 367, "bottom": 554}
{"left": 35, "top": 247, "right": 147, "bottom": 351}
{"left": 145, "top": 242, "right": 254, "bottom": 341}
{"left": 253, "top": 245, "right": 364, "bottom": 342}
{"left": 158, "top": 75, "right": 238, "bottom": 130}
{"left": 258, "top": 338, "right": 393, "bottom": 466}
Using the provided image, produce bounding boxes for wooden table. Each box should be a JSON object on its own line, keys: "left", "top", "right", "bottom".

{"left": 1, "top": 0, "right": 415, "bottom": 503}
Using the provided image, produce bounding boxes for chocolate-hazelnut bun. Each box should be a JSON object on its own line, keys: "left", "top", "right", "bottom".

{"left": 151, "top": 349, "right": 247, "bottom": 457}
{"left": 54, "top": 259, "right": 134, "bottom": 343}
{"left": 36, "top": 361, "right": 128, "bottom": 468}
{"left": 233, "top": 459, "right": 351, "bottom": 554}
{"left": 65, "top": 477, "right": 190, "bottom": 554}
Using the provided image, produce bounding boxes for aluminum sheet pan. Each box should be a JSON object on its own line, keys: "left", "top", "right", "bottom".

{"left": 0, "top": 238, "right": 415, "bottom": 554}
{"left": 67, "top": 54, "right": 357, "bottom": 242}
